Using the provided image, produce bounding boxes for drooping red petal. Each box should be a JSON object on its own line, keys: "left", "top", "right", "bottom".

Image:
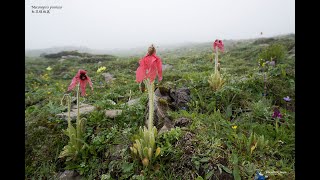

{"left": 87, "top": 76, "right": 93, "bottom": 91}
{"left": 68, "top": 76, "right": 79, "bottom": 91}
{"left": 146, "top": 55, "right": 158, "bottom": 82}
{"left": 136, "top": 57, "right": 147, "bottom": 83}
{"left": 80, "top": 79, "right": 87, "bottom": 96}
{"left": 136, "top": 66, "right": 146, "bottom": 83}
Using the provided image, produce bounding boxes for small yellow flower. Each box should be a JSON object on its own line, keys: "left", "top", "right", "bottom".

{"left": 46, "top": 66, "right": 52, "bottom": 71}
{"left": 97, "top": 66, "right": 106, "bottom": 73}
{"left": 232, "top": 125, "right": 237, "bottom": 130}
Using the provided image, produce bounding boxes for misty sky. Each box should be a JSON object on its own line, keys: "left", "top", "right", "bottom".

{"left": 25, "top": 0, "right": 295, "bottom": 50}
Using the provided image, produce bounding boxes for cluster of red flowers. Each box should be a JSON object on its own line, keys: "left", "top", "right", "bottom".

{"left": 67, "top": 41, "right": 225, "bottom": 96}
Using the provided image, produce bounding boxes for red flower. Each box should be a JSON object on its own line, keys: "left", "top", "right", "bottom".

{"left": 136, "top": 52, "right": 162, "bottom": 83}
{"left": 272, "top": 108, "right": 282, "bottom": 119}
{"left": 213, "top": 39, "right": 224, "bottom": 52}
{"left": 68, "top": 69, "right": 93, "bottom": 96}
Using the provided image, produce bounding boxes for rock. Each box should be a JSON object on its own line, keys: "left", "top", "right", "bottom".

{"left": 266, "top": 60, "right": 275, "bottom": 67}
{"left": 56, "top": 103, "right": 95, "bottom": 121}
{"left": 169, "top": 87, "right": 191, "bottom": 110}
{"left": 145, "top": 87, "right": 173, "bottom": 129}
{"left": 105, "top": 109, "right": 122, "bottom": 118}
{"left": 106, "top": 99, "right": 116, "bottom": 105}
{"left": 162, "top": 64, "right": 173, "bottom": 71}
{"left": 101, "top": 72, "right": 115, "bottom": 83}
{"left": 174, "top": 117, "right": 191, "bottom": 127}
{"left": 127, "top": 98, "right": 140, "bottom": 106}
{"left": 56, "top": 170, "right": 81, "bottom": 180}
{"left": 158, "top": 125, "right": 171, "bottom": 135}
{"left": 58, "top": 58, "right": 66, "bottom": 63}
{"left": 144, "top": 86, "right": 191, "bottom": 129}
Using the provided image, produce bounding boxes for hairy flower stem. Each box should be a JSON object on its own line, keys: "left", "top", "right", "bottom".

{"left": 145, "top": 79, "right": 155, "bottom": 130}
{"left": 215, "top": 47, "right": 219, "bottom": 73}
{"left": 76, "top": 83, "right": 81, "bottom": 148}
{"left": 67, "top": 96, "right": 71, "bottom": 128}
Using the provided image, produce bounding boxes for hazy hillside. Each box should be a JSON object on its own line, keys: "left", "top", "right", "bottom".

{"left": 25, "top": 46, "right": 92, "bottom": 57}
{"left": 25, "top": 34, "right": 295, "bottom": 58}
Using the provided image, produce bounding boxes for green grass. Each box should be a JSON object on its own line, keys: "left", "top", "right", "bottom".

{"left": 25, "top": 34, "right": 295, "bottom": 179}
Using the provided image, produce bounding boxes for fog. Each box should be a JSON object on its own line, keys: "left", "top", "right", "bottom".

{"left": 25, "top": 0, "right": 295, "bottom": 50}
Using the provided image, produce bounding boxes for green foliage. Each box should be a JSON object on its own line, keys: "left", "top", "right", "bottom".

{"left": 59, "top": 119, "right": 87, "bottom": 161}
{"left": 157, "top": 127, "right": 183, "bottom": 157}
{"left": 130, "top": 126, "right": 161, "bottom": 167}
{"left": 250, "top": 98, "right": 272, "bottom": 122}
{"left": 231, "top": 153, "right": 241, "bottom": 180}
{"left": 253, "top": 37, "right": 275, "bottom": 45}
{"left": 208, "top": 71, "right": 225, "bottom": 91}
{"left": 258, "top": 44, "right": 286, "bottom": 65}
{"left": 25, "top": 34, "right": 295, "bottom": 179}
{"left": 59, "top": 94, "right": 88, "bottom": 162}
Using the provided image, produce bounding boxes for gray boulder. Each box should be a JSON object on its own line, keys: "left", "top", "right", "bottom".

{"left": 57, "top": 103, "right": 95, "bottom": 121}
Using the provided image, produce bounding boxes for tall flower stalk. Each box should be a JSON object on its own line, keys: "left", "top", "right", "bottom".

{"left": 208, "top": 39, "right": 225, "bottom": 91}
{"left": 145, "top": 79, "right": 155, "bottom": 130}
{"left": 136, "top": 44, "right": 162, "bottom": 130}
{"left": 213, "top": 39, "right": 224, "bottom": 73}
{"left": 214, "top": 43, "right": 219, "bottom": 73}
{"left": 130, "top": 44, "right": 162, "bottom": 167}
{"left": 59, "top": 69, "right": 93, "bottom": 161}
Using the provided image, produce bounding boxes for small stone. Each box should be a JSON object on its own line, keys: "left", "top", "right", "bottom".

{"left": 101, "top": 72, "right": 115, "bottom": 83}
{"left": 106, "top": 99, "right": 116, "bottom": 105}
{"left": 57, "top": 170, "right": 81, "bottom": 180}
{"left": 105, "top": 109, "right": 122, "bottom": 118}
{"left": 174, "top": 117, "right": 191, "bottom": 127}
{"left": 127, "top": 98, "right": 140, "bottom": 106}
{"left": 158, "top": 125, "right": 171, "bottom": 135}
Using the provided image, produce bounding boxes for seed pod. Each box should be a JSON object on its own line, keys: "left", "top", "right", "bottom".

{"left": 142, "top": 158, "right": 149, "bottom": 167}
{"left": 147, "top": 44, "right": 156, "bottom": 56}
